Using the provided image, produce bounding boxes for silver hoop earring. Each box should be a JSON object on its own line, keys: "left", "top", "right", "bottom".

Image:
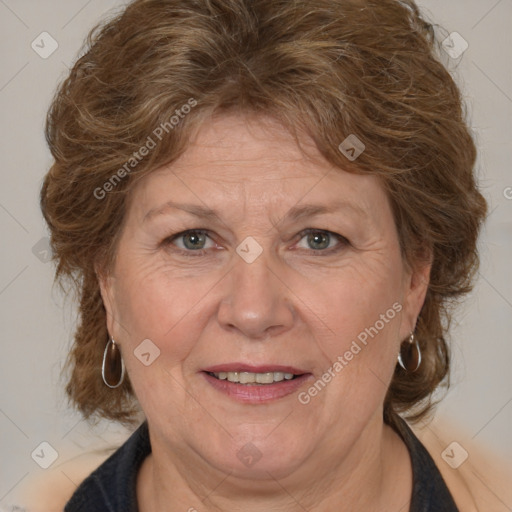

{"left": 102, "top": 338, "right": 125, "bottom": 388}
{"left": 398, "top": 333, "right": 422, "bottom": 373}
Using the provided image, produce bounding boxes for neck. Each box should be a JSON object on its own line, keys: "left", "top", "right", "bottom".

{"left": 137, "top": 414, "right": 412, "bottom": 512}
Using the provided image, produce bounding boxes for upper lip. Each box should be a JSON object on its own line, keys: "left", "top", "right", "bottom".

{"left": 203, "top": 363, "right": 308, "bottom": 375}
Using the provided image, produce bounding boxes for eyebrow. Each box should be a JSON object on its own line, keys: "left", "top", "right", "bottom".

{"left": 143, "top": 200, "right": 222, "bottom": 223}
{"left": 143, "top": 200, "right": 366, "bottom": 224}
{"left": 282, "top": 202, "right": 367, "bottom": 223}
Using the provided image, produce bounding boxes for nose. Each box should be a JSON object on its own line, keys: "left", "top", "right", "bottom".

{"left": 217, "top": 253, "right": 295, "bottom": 340}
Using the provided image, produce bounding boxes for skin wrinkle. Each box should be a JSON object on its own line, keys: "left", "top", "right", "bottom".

{"left": 99, "top": 114, "right": 429, "bottom": 511}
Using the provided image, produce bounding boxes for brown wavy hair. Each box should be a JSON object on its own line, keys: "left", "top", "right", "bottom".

{"left": 41, "top": 0, "right": 487, "bottom": 424}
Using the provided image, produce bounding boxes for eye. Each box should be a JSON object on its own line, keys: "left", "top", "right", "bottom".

{"left": 295, "top": 229, "right": 347, "bottom": 252}
{"left": 167, "top": 230, "right": 215, "bottom": 251}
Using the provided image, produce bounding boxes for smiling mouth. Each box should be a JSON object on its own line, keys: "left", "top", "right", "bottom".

{"left": 206, "top": 371, "right": 302, "bottom": 385}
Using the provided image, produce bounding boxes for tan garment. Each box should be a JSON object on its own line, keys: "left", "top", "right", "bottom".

{"left": 413, "top": 418, "right": 512, "bottom": 511}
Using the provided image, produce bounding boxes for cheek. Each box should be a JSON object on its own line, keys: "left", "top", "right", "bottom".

{"left": 298, "top": 255, "right": 405, "bottom": 420}
{"left": 307, "top": 259, "right": 403, "bottom": 352}
{"left": 111, "top": 255, "right": 222, "bottom": 363}
{"left": 110, "top": 261, "right": 222, "bottom": 420}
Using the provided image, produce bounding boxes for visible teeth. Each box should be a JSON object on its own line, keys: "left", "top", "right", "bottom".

{"left": 212, "top": 371, "right": 299, "bottom": 384}
{"left": 256, "top": 372, "right": 274, "bottom": 384}
{"left": 239, "top": 372, "right": 256, "bottom": 384}
{"left": 227, "top": 372, "right": 239, "bottom": 382}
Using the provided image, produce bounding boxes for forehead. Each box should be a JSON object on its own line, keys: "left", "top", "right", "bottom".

{"left": 129, "top": 113, "right": 388, "bottom": 221}
{"left": 172, "top": 113, "right": 330, "bottom": 181}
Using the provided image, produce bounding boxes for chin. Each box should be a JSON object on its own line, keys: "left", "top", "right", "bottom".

{"left": 206, "top": 434, "right": 310, "bottom": 481}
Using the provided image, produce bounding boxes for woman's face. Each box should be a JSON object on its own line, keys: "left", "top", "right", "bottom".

{"left": 100, "top": 114, "right": 429, "bottom": 481}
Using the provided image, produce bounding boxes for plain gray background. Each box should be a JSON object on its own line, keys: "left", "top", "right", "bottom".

{"left": 1, "top": 0, "right": 511, "bottom": 505}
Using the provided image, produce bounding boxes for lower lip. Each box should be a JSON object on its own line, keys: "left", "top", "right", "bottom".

{"left": 202, "top": 372, "right": 312, "bottom": 403}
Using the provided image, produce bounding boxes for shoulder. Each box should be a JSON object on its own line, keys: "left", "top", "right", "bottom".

{"left": 412, "top": 416, "right": 512, "bottom": 512}
{"left": 62, "top": 421, "right": 150, "bottom": 511}
{"left": 13, "top": 421, "right": 142, "bottom": 512}
{"left": 12, "top": 449, "right": 113, "bottom": 512}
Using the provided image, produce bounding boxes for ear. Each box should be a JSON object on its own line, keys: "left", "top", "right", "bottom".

{"left": 95, "top": 261, "right": 119, "bottom": 341}
{"left": 399, "top": 255, "right": 432, "bottom": 340}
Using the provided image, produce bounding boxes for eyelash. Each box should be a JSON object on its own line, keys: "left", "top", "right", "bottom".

{"left": 294, "top": 228, "right": 349, "bottom": 255}
{"left": 162, "top": 230, "right": 215, "bottom": 257}
{"left": 162, "top": 229, "right": 349, "bottom": 257}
